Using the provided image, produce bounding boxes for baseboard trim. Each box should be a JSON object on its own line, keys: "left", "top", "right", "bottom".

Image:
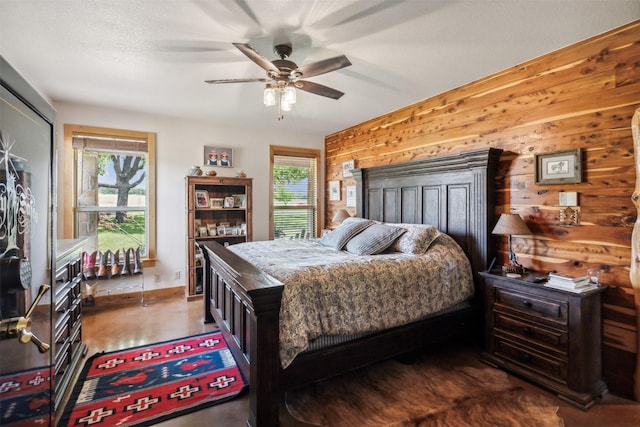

{"left": 85, "top": 286, "right": 185, "bottom": 307}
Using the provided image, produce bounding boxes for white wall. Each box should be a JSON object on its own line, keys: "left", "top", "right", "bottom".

{"left": 54, "top": 101, "right": 324, "bottom": 290}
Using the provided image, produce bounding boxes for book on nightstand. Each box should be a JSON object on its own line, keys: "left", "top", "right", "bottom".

{"left": 544, "top": 272, "right": 600, "bottom": 293}
{"left": 546, "top": 272, "right": 589, "bottom": 288}
{"left": 544, "top": 282, "right": 601, "bottom": 293}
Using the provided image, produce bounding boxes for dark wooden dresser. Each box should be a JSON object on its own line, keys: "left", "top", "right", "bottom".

{"left": 54, "top": 239, "right": 87, "bottom": 416}
{"left": 480, "top": 270, "right": 608, "bottom": 409}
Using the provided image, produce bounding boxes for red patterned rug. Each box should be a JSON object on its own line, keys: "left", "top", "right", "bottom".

{"left": 59, "top": 331, "right": 246, "bottom": 427}
{"left": 0, "top": 366, "right": 51, "bottom": 426}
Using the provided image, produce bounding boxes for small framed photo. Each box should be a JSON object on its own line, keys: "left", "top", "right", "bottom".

{"left": 206, "top": 223, "right": 217, "bottom": 236}
{"left": 535, "top": 149, "right": 582, "bottom": 185}
{"left": 210, "top": 198, "right": 224, "bottom": 209}
{"left": 224, "top": 196, "right": 235, "bottom": 208}
{"left": 329, "top": 180, "right": 340, "bottom": 201}
{"left": 342, "top": 160, "right": 355, "bottom": 178}
{"left": 217, "top": 225, "right": 226, "bottom": 236}
{"left": 198, "top": 226, "right": 208, "bottom": 237}
{"left": 195, "top": 190, "right": 209, "bottom": 208}
{"left": 232, "top": 194, "right": 246, "bottom": 208}
{"left": 204, "top": 146, "right": 233, "bottom": 167}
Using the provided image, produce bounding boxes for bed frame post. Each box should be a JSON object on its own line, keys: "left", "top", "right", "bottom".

{"left": 198, "top": 241, "right": 284, "bottom": 427}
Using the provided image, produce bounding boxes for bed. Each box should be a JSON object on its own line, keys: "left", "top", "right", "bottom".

{"left": 199, "top": 147, "right": 502, "bottom": 426}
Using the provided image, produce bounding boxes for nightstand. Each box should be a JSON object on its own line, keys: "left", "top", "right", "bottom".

{"left": 480, "top": 270, "right": 608, "bottom": 409}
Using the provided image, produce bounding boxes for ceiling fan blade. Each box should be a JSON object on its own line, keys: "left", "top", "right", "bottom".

{"left": 296, "top": 80, "right": 345, "bottom": 100}
{"left": 232, "top": 43, "right": 280, "bottom": 75}
{"left": 205, "top": 78, "right": 269, "bottom": 84}
{"left": 296, "top": 55, "right": 352, "bottom": 78}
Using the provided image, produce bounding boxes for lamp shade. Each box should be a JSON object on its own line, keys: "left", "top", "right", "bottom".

{"left": 492, "top": 213, "right": 531, "bottom": 236}
{"left": 332, "top": 209, "right": 351, "bottom": 224}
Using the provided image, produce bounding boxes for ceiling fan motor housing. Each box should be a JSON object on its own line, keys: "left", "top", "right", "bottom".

{"left": 274, "top": 44, "right": 292, "bottom": 59}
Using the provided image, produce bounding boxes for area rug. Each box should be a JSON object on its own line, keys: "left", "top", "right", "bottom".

{"left": 0, "top": 366, "right": 51, "bottom": 426}
{"left": 286, "top": 348, "right": 564, "bottom": 427}
{"left": 59, "top": 331, "right": 246, "bottom": 427}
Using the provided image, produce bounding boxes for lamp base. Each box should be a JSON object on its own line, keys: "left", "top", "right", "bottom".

{"left": 501, "top": 261, "right": 525, "bottom": 275}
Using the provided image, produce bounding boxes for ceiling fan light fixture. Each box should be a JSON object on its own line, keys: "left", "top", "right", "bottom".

{"left": 281, "top": 98, "right": 293, "bottom": 112}
{"left": 283, "top": 85, "right": 296, "bottom": 105}
{"left": 263, "top": 86, "right": 276, "bottom": 107}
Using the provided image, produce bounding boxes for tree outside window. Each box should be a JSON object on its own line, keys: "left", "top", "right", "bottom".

{"left": 64, "top": 125, "right": 156, "bottom": 262}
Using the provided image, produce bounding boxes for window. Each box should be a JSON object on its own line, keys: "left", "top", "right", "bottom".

{"left": 270, "top": 146, "right": 321, "bottom": 240}
{"left": 63, "top": 125, "right": 156, "bottom": 264}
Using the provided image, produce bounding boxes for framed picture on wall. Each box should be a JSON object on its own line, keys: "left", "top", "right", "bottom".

{"left": 329, "top": 180, "right": 340, "bottom": 201}
{"left": 346, "top": 185, "right": 357, "bottom": 207}
{"left": 204, "top": 146, "right": 233, "bottom": 167}
{"left": 535, "top": 149, "right": 582, "bottom": 185}
{"left": 342, "top": 160, "right": 355, "bottom": 178}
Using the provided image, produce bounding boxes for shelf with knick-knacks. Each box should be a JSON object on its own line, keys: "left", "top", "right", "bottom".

{"left": 185, "top": 175, "right": 252, "bottom": 300}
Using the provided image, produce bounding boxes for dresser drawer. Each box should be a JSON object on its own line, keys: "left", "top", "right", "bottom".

{"left": 494, "top": 313, "right": 568, "bottom": 354}
{"left": 495, "top": 288, "right": 567, "bottom": 323}
{"left": 494, "top": 337, "right": 568, "bottom": 383}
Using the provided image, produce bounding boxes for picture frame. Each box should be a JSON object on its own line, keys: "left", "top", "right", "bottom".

{"left": 329, "top": 180, "right": 340, "bottom": 201}
{"left": 195, "top": 190, "right": 209, "bottom": 208}
{"left": 198, "top": 226, "right": 208, "bottom": 237}
{"left": 224, "top": 196, "right": 235, "bottom": 208}
{"left": 342, "top": 160, "right": 355, "bottom": 178}
{"left": 346, "top": 185, "right": 357, "bottom": 207}
{"left": 535, "top": 149, "right": 582, "bottom": 185}
{"left": 232, "top": 194, "right": 246, "bottom": 208}
{"left": 210, "top": 197, "right": 224, "bottom": 209}
{"left": 206, "top": 223, "right": 217, "bottom": 236}
{"left": 204, "top": 146, "right": 233, "bottom": 167}
{"left": 217, "top": 225, "right": 226, "bottom": 236}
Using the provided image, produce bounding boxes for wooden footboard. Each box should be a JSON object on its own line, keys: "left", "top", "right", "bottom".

{"left": 199, "top": 240, "right": 283, "bottom": 427}
{"left": 200, "top": 240, "right": 482, "bottom": 427}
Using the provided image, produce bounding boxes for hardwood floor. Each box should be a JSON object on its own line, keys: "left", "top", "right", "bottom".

{"left": 77, "top": 294, "right": 640, "bottom": 426}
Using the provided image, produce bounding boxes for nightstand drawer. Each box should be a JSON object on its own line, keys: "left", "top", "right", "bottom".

{"left": 495, "top": 313, "right": 568, "bottom": 353}
{"left": 495, "top": 288, "right": 567, "bottom": 323}
{"left": 494, "top": 337, "right": 568, "bottom": 383}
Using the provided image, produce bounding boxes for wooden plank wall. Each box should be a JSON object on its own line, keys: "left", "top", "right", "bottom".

{"left": 325, "top": 20, "right": 640, "bottom": 399}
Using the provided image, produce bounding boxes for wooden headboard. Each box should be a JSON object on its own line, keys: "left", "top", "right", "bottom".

{"left": 352, "top": 147, "right": 503, "bottom": 277}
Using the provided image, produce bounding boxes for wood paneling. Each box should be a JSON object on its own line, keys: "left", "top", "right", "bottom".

{"left": 325, "top": 20, "right": 640, "bottom": 399}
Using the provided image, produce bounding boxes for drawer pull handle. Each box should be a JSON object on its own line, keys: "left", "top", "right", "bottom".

{"left": 522, "top": 300, "right": 532, "bottom": 308}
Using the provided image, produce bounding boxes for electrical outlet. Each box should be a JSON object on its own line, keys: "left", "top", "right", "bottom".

{"left": 174, "top": 271, "right": 180, "bottom": 280}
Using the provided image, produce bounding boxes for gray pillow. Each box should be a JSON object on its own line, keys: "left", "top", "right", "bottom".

{"left": 319, "top": 217, "right": 374, "bottom": 250}
{"left": 345, "top": 223, "right": 406, "bottom": 255}
{"left": 387, "top": 223, "right": 440, "bottom": 254}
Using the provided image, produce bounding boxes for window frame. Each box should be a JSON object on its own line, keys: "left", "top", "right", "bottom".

{"left": 269, "top": 145, "right": 322, "bottom": 240}
{"left": 63, "top": 124, "right": 156, "bottom": 265}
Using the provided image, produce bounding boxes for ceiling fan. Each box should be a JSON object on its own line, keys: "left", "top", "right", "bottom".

{"left": 205, "top": 43, "right": 351, "bottom": 118}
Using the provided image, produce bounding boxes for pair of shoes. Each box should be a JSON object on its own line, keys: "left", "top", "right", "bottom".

{"left": 120, "top": 247, "right": 143, "bottom": 275}
{"left": 83, "top": 251, "right": 97, "bottom": 280}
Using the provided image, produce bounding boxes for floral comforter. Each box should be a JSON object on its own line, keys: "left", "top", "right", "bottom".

{"left": 228, "top": 233, "right": 473, "bottom": 368}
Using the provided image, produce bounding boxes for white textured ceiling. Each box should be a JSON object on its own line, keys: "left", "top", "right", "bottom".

{"left": 1, "top": 0, "right": 638, "bottom": 136}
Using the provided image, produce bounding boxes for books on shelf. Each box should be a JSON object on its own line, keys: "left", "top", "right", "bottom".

{"left": 544, "top": 272, "right": 594, "bottom": 292}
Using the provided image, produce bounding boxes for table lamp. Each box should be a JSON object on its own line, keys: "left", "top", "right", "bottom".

{"left": 332, "top": 209, "right": 351, "bottom": 225}
{"left": 492, "top": 213, "right": 531, "bottom": 274}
